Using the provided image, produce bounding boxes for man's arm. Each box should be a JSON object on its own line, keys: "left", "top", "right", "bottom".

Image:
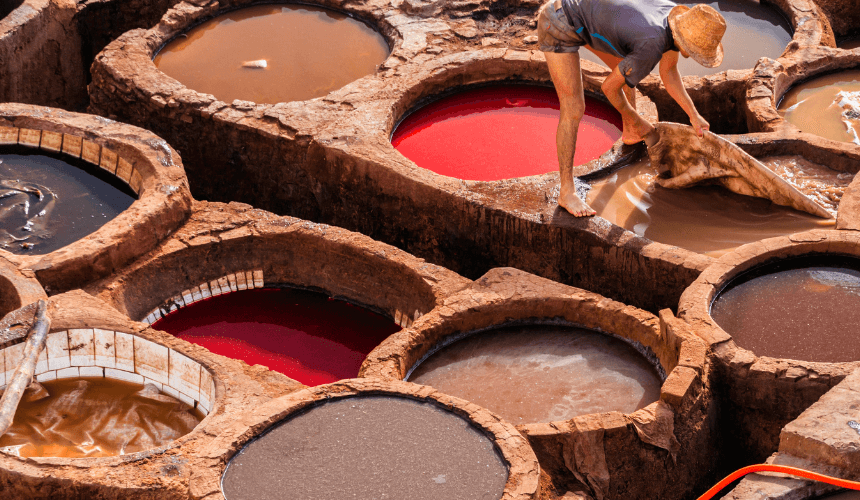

{"left": 658, "top": 50, "right": 710, "bottom": 137}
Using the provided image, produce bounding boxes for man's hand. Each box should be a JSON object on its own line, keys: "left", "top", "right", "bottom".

{"left": 690, "top": 113, "right": 710, "bottom": 137}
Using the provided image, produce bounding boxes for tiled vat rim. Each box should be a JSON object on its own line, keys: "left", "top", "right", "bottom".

{"left": 0, "top": 125, "right": 144, "bottom": 195}
{"left": 0, "top": 328, "right": 215, "bottom": 417}
{"left": 141, "top": 268, "right": 423, "bottom": 328}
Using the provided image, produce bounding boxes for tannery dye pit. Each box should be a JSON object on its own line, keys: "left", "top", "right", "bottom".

{"left": 153, "top": 4, "right": 389, "bottom": 104}
{"left": 392, "top": 85, "right": 621, "bottom": 181}
{"left": 153, "top": 287, "right": 400, "bottom": 386}
{"left": 710, "top": 254, "right": 860, "bottom": 362}
{"left": 586, "top": 157, "right": 838, "bottom": 257}
{"left": 407, "top": 323, "right": 662, "bottom": 424}
{"left": 0, "top": 377, "right": 202, "bottom": 458}
{"left": 221, "top": 395, "right": 508, "bottom": 500}
{"left": 0, "top": 150, "right": 135, "bottom": 255}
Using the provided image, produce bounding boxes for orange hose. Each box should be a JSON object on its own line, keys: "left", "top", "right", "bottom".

{"left": 696, "top": 464, "right": 860, "bottom": 500}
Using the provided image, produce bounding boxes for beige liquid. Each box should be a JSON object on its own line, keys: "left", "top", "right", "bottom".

{"left": 580, "top": 0, "right": 792, "bottom": 77}
{"left": 0, "top": 377, "right": 202, "bottom": 458}
{"left": 154, "top": 4, "right": 389, "bottom": 104}
{"left": 778, "top": 69, "right": 860, "bottom": 145}
{"left": 222, "top": 396, "right": 508, "bottom": 500}
{"left": 408, "top": 325, "right": 662, "bottom": 424}
{"left": 586, "top": 157, "right": 839, "bottom": 257}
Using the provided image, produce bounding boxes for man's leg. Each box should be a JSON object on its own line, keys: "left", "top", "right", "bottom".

{"left": 583, "top": 47, "right": 636, "bottom": 109}
{"left": 545, "top": 50, "right": 594, "bottom": 217}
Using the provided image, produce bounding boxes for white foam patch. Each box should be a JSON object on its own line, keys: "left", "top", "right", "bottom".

{"left": 834, "top": 91, "right": 860, "bottom": 145}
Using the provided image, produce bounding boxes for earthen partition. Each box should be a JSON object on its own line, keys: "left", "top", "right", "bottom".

{"left": 0, "top": 257, "right": 45, "bottom": 318}
{"left": 0, "top": 288, "right": 304, "bottom": 499}
{"left": 361, "top": 267, "right": 715, "bottom": 500}
{"left": 678, "top": 230, "right": 860, "bottom": 466}
{"left": 85, "top": 199, "right": 471, "bottom": 328}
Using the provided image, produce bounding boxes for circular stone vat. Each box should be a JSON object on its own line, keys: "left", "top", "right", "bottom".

{"left": 152, "top": 287, "right": 401, "bottom": 386}
{"left": 586, "top": 155, "right": 843, "bottom": 257}
{"left": 222, "top": 394, "right": 508, "bottom": 500}
{"left": 0, "top": 147, "right": 134, "bottom": 255}
{"left": 205, "top": 379, "right": 539, "bottom": 500}
{"left": 710, "top": 254, "right": 860, "bottom": 362}
{"left": 0, "top": 376, "right": 202, "bottom": 458}
{"left": 579, "top": 0, "right": 792, "bottom": 77}
{"left": 86, "top": 201, "right": 469, "bottom": 387}
{"left": 778, "top": 69, "right": 860, "bottom": 145}
{"left": 153, "top": 3, "right": 389, "bottom": 104}
{"left": 391, "top": 84, "right": 622, "bottom": 181}
{"left": 362, "top": 267, "right": 715, "bottom": 500}
{"left": 678, "top": 229, "right": 860, "bottom": 461}
{"left": 407, "top": 323, "right": 662, "bottom": 424}
{"left": 0, "top": 104, "right": 192, "bottom": 293}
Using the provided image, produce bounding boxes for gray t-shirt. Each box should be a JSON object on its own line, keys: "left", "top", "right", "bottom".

{"left": 561, "top": 0, "right": 677, "bottom": 87}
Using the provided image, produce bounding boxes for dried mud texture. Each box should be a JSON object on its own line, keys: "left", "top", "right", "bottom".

{"left": 0, "top": 0, "right": 85, "bottom": 108}
{"left": 0, "top": 104, "right": 193, "bottom": 295}
{"left": 0, "top": 289, "right": 304, "bottom": 500}
{"left": 87, "top": 0, "right": 725, "bottom": 313}
{"left": 678, "top": 230, "right": 860, "bottom": 466}
{"left": 85, "top": 199, "right": 471, "bottom": 327}
{"left": 0, "top": 256, "right": 45, "bottom": 319}
{"left": 187, "top": 378, "right": 541, "bottom": 500}
{"left": 361, "top": 267, "right": 717, "bottom": 500}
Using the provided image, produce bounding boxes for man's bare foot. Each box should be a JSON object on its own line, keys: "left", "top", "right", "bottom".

{"left": 621, "top": 116, "right": 656, "bottom": 145}
{"left": 559, "top": 189, "right": 596, "bottom": 217}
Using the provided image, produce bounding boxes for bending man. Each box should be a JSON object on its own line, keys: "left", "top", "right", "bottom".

{"left": 537, "top": 0, "right": 726, "bottom": 216}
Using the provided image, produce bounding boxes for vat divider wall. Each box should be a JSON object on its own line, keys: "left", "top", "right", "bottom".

{"left": 360, "top": 267, "right": 717, "bottom": 500}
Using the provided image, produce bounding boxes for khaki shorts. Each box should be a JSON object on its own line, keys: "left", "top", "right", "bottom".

{"left": 536, "top": 0, "right": 585, "bottom": 53}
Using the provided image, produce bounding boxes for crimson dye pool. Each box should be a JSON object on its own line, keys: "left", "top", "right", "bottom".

{"left": 391, "top": 85, "right": 622, "bottom": 181}
{"left": 152, "top": 288, "right": 401, "bottom": 386}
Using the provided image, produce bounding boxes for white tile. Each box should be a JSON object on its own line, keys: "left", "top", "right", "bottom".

{"left": 218, "top": 276, "right": 230, "bottom": 294}
{"left": 200, "top": 282, "right": 211, "bottom": 299}
{"left": 253, "top": 269, "right": 264, "bottom": 288}
{"left": 236, "top": 272, "right": 247, "bottom": 290}
{"left": 56, "top": 367, "right": 80, "bottom": 379}
{"left": 36, "top": 370, "right": 56, "bottom": 382}
{"left": 4, "top": 342, "right": 25, "bottom": 382}
{"left": 176, "top": 391, "right": 195, "bottom": 407}
{"left": 34, "top": 347, "right": 48, "bottom": 375}
{"left": 199, "top": 368, "right": 214, "bottom": 410}
{"left": 143, "top": 377, "right": 163, "bottom": 390}
{"left": 79, "top": 366, "right": 104, "bottom": 378}
{"left": 162, "top": 384, "right": 180, "bottom": 399}
{"left": 198, "top": 394, "right": 210, "bottom": 413}
{"left": 169, "top": 349, "right": 201, "bottom": 401}
{"left": 209, "top": 280, "right": 222, "bottom": 296}
{"left": 191, "top": 286, "right": 202, "bottom": 303}
{"left": 114, "top": 332, "right": 135, "bottom": 372}
{"left": 245, "top": 271, "right": 255, "bottom": 289}
{"left": 68, "top": 328, "right": 95, "bottom": 367}
{"left": 227, "top": 274, "right": 238, "bottom": 292}
{"left": 46, "top": 331, "right": 71, "bottom": 371}
{"left": 0, "top": 349, "right": 6, "bottom": 387}
{"left": 182, "top": 289, "right": 194, "bottom": 305}
{"left": 144, "top": 313, "right": 155, "bottom": 325}
{"left": 94, "top": 329, "right": 116, "bottom": 369}
{"left": 133, "top": 337, "right": 169, "bottom": 385}
{"left": 199, "top": 406, "right": 209, "bottom": 417}
{"left": 105, "top": 368, "right": 144, "bottom": 385}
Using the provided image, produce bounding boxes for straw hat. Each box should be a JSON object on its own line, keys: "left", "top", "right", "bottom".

{"left": 667, "top": 4, "right": 726, "bottom": 68}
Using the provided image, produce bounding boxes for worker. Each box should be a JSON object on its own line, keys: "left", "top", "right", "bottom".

{"left": 537, "top": 0, "right": 726, "bottom": 216}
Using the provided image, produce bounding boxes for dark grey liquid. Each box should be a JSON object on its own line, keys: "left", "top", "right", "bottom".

{"left": 580, "top": 0, "right": 792, "bottom": 77}
{"left": 0, "top": 0, "right": 23, "bottom": 19}
{"left": 0, "top": 152, "right": 135, "bottom": 255}
{"left": 711, "top": 256, "right": 860, "bottom": 362}
{"left": 408, "top": 325, "right": 662, "bottom": 423}
{"left": 222, "top": 396, "right": 508, "bottom": 500}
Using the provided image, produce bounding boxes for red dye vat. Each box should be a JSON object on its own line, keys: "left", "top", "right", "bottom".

{"left": 392, "top": 85, "right": 623, "bottom": 181}
{"left": 152, "top": 288, "right": 401, "bottom": 386}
